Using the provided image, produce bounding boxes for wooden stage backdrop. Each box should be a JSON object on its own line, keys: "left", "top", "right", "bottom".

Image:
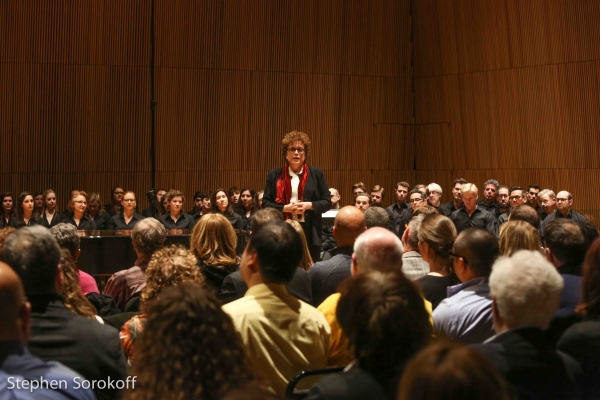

{"left": 1, "top": 0, "right": 599, "bottom": 223}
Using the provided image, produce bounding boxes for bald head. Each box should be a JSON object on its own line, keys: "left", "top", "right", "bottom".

{"left": 556, "top": 191, "right": 573, "bottom": 216}
{"left": 334, "top": 206, "right": 367, "bottom": 247}
{"left": 0, "top": 261, "right": 29, "bottom": 341}
{"left": 352, "top": 227, "right": 404, "bottom": 274}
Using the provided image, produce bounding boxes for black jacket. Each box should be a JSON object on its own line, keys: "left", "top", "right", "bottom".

{"left": 263, "top": 165, "right": 331, "bottom": 247}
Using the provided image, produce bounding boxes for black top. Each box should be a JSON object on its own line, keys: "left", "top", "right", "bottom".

{"left": 396, "top": 207, "right": 413, "bottom": 238}
{"left": 199, "top": 262, "right": 239, "bottom": 295}
{"left": 263, "top": 165, "right": 332, "bottom": 247}
{"left": 308, "top": 246, "right": 353, "bottom": 307}
{"left": 62, "top": 214, "right": 97, "bottom": 230}
{"left": 27, "top": 294, "right": 127, "bottom": 400}
{"left": 141, "top": 206, "right": 159, "bottom": 218}
{"left": 103, "top": 203, "right": 122, "bottom": 216}
{"left": 451, "top": 206, "right": 499, "bottom": 237}
{"left": 540, "top": 209, "right": 588, "bottom": 236}
{"left": 159, "top": 212, "right": 196, "bottom": 230}
{"left": 385, "top": 202, "right": 408, "bottom": 222}
{"left": 416, "top": 275, "right": 450, "bottom": 310}
{"left": 439, "top": 200, "right": 462, "bottom": 217}
{"left": 498, "top": 211, "right": 510, "bottom": 226}
{"left": 476, "top": 200, "right": 501, "bottom": 218}
{"left": 39, "top": 211, "right": 65, "bottom": 228}
{"left": 9, "top": 216, "right": 42, "bottom": 228}
{"left": 88, "top": 211, "right": 112, "bottom": 230}
{"left": 306, "top": 366, "right": 390, "bottom": 400}
{"left": 111, "top": 212, "right": 145, "bottom": 230}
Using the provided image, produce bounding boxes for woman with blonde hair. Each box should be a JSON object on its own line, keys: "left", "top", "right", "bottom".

{"left": 415, "top": 213, "right": 457, "bottom": 309}
{"left": 286, "top": 219, "right": 314, "bottom": 270}
{"left": 63, "top": 191, "right": 97, "bottom": 230}
{"left": 40, "top": 189, "right": 64, "bottom": 228}
{"left": 86, "top": 192, "right": 112, "bottom": 230}
{"left": 190, "top": 213, "right": 240, "bottom": 293}
{"left": 499, "top": 220, "right": 542, "bottom": 256}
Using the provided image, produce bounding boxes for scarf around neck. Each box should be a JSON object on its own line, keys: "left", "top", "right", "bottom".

{"left": 275, "top": 163, "right": 310, "bottom": 219}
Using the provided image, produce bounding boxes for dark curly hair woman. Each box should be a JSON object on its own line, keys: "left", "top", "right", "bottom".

{"left": 124, "top": 282, "right": 269, "bottom": 400}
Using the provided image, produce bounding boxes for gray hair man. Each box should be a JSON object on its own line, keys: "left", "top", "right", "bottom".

{"left": 538, "top": 189, "right": 556, "bottom": 221}
{"left": 426, "top": 183, "right": 443, "bottom": 209}
{"left": 477, "top": 179, "right": 501, "bottom": 218}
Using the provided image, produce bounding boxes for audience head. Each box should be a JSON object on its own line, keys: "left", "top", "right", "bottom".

{"left": 212, "top": 188, "right": 235, "bottom": 217}
{"left": 490, "top": 250, "right": 563, "bottom": 331}
{"left": 354, "top": 193, "right": 371, "bottom": 213}
{"left": 111, "top": 186, "right": 125, "bottom": 204}
{"left": 191, "top": 213, "right": 238, "bottom": 267}
{"left": 426, "top": 183, "right": 442, "bottom": 207}
{"left": 578, "top": 239, "right": 600, "bottom": 318}
{"left": 555, "top": 190, "right": 574, "bottom": 216}
{"left": 460, "top": 183, "right": 478, "bottom": 213}
{"left": 0, "top": 261, "right": 30, "bottom": 343}
{"left": 403, "top": 205, "right": 439, "bottom": 252}
{"left": 250, "top": 208, "right": 284, "bottom": 233}
{"left": 417, "top": 214, "right": 456, "bottom": 269}
{"left": 538, "top": 189, "right": 556, "bottom": 215}
{"left": 50, "top": 223, "right": 80, "bottom": 260}
{"left": 141, "top": 245, "right": 204, "bottom": 311}
{"left": 526, "top": 184, "right": 541, "bottom": 207}
{"left": 353, "top": 227, "right": 404, "bottom": 274}
{"left": 42, "top": 189, "right": 57, "bottom": 212}
{"left": 285, "top": 220, "right": 313, "bottom": 270}
{"left": 165, "top": 190, "right": 185, "bottom": 216}
{"left": 543, "top": 219, "right": 587, "bottom": 269}
{"left": 398, "top": 341, "right": 510, "bottom": 400}
{"left": 370, "top": 185, "right": 385, "bottom": 207}
{"left": 333, "top": 206, "right": 366, "bottom": 247}
{"left": 0, "top": 227, "right": 16, "bottom": 261}
{"left": 131, "top": 218, "right": 166, "bottom": 256}
{"left": 451, "top": 178, "right": 467, "bottom": 202}
{"left": 337, "top": 270, "right": 431, "bottom": 390}
{"left": 408, "top": 189, "right": 425, "bottom": 211}
{"left": 228, "top": 186, "right": 241, "bottom": 205}
{"left": 69, "top": 190, "right": 88, "bottom": 215}
{"left": 2, "top": 226, "right": 61, "bottom": 297}
{"left": 242, "top": 221, "right": 302, "bottom": 284}
{"left": 197, "top": 190, "right": 212, "bottom": 212}
{"left": 395, "top": 182, "right": 410, "bottom": 205}
{"left": 16, "top": 192, "right": 34, "bottom": 221}
{"left": 281, "top": 130, "right": 311, "bottom": 159}
{"left": 329, "top": 188, "right": 341, "bottom": 208}
{"left": 508, "top": 204, "right": 541, "bottom": 228}
{"left": 1, "top": 192, "right": 15, "bottom": 217}
{"left": 58, "top": 249, "right": 97, "bottom": 319}
{"left": 452, "top": 228, "right": 500, "bottom": 281}
{"left": 129, "top": 283, "right": 254, "bottom": 400}
{"left": 483, "top": 179, "right": 500, "bottom": 203}
{"left": 364, "top": 207, "right": 389, "bottom": 229}
{"left": 239, "top": 187, "right": 256, "bottom": 212}
{"left": 498, "top": 185, "right": 510, "bottom": 208}
{"left": 352, "top": 182, "right": 367, "bottom": 198}
{"left": 509, "top": 186, "right": 526, "bottom": 208}
{"left": 499, "top": 220, "right": 541, "bottom": 257}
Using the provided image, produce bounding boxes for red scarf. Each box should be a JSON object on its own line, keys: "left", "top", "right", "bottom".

{"left": 275, "top": 163, "right": 310, "bottom": 220}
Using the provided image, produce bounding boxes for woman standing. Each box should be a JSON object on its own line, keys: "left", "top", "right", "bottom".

{"left": 1, "top": 192, "right": 16, "bottom": 228}
{"left": 87, "top": 192, "right": 112, "bottom": 230}
{"left": 159, "top": 190, "right": 195, "bottom": 230}
{"left": 263, "top": 131, "right": 331, "bottom": 262}
{"left": 64, "top": 191, "right": 97, "bottom": 230}
{"left": 40, "top": 189, "right": 64, "bottom": 228}
{"left": 112, "top": 191, "right": 145, "bottom": 230}
{"left": 11, "top": 192, "right": 40, "bottom": 227}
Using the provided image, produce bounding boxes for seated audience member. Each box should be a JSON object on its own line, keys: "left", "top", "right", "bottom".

{"left": 104, "top": 186, "right": 124, "bottom": 216}
{"left": 286, "top": 220, "right": 314, "bottom": 270}
{"left": 364, "top": 206, "right": 390, "bottom": 229}
{"left": 370, "top": 184, "right": 385, "bottom": 208}
{"left": 558, "top": 239, "right": 600, "bottom": 399}
{"left": 50, "top": 223, "right": 99, "bottom": 295}
{"left": 433, "top": 228, "right": 499, "bottom": 344}
{"left": 309, "top": 206, "right": 366, "bottom": 307}
{"left": 103, "top": 218, "right": 166, "bottom": 311}
{"left": 59, "top": 249, "right": 101, "bottom": 322}
{"left": 11, "top": 192, "right": 41, "bottom": 227}
{"left": 190, "top": 213, "right": 240, "bottom": 294}
{"left": 1, "top": 192, "right": 16, "bottom": 228}
{"left": 141, "top": 188, "right": 166, "bottom": 218}
{"left": 187, "top": 190, "right": 204, "bottom": 216}
{"left": 86, "top": 192, "right": 112, "bottom": 229}
{"left": 507, "top": 203, "right": 541, "bottom": 229}
{"left": 354, "top": 193, "right": 371, "bottom": 213}
{"left": 255, "top": 189, "right": 264, "bottom": 210}
{"left": 237, "top": 187, "right": 257, "bottom": 228}
{"left": 472, "top": 250, "right": 580, "bottom": 400}
{"left": 396, "top": 189, "right": 426, "bottom": 237}
{"left": 222, "top": 221, "right": 330, "bottom": 396}
{"left": 212, "top": 188, "right": 245, "bottom": 252}
{"left": 415, "top": 214, "right": 457, "bottom": 310}
{"left": 499, "top": 220, "right": 542, "bottom": 256}
{"left": 159, "top": 190, "right": 196, "bottom": 230}
{"left": 476, "top": 179, "right": 501, "bottom": 218}
{"left": 308, "top": 270, "right": 432, "bottom": 400}
{"left": 543, "top": 218, "right": 589, "bottom": 342}
{"left": 110, "top": 191, "right": 144, "bottom": 230}
{"left": 451, "top": 183, "right": 498, "bottom": 237}
{"left": 120, "top": 245, "right": 204, "bottom": 363}
{"left": 352, "top": 182, "right": 367, "bottom": 198}
{"left": 228, "top": 186, "right": 241, "bottom": 206}
{"left": 220, "top": 208, "right": 312, "bottom": 304}
{"left": 0, "top": 261, "right": 95, "bottom": 400}
{"left": 425, "top": 183, "right": 443, "bottom": 210}
{"left": 40, "top": 189, "right": 64, "bottom": 228}
{"left": 540, "top": 191, "right": 587, "bottom": 235}
{"left": 63, "top": 191, "right": 97, "bottom": 230}
{"left": 124, "top": 283, "right": 271, "bottom": 400}
{"left": 439, "top": 178, "right": 466, "bottom": 217}
{"left": 397, "top": 341, "right": 510, "bottom": 400}
{"left": 399, "top": 206, "right": 439, "bottom": 281}
{"left": 2, "top": 226, "right": 126, "bottom": 400}
{"left": 538, "top": 189, "right": 556, "bottom": 221}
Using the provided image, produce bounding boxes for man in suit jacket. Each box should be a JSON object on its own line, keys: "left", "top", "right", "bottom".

{"left": 308, "top": 206, "right": 366, "bottom": 307}
{"left": 472, "top": 250, "right": 581, "bottom": 400}
{"left": 3, "top": 226, "right": 127, "bottom": 400}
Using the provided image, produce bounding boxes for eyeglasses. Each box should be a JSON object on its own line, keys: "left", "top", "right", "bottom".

{"left": 73, "top": 201, "right": 87, "bottom": 205}
{"left": 556, "top": 198, "right": 569, "bottom": 202}
{"left": 287, "top": 147, "right": 305, "bottom": 154}
{"left": 410, "top": 198, "right": 423, "bottom": 203}
{"left": 123, "top": 199, "right": 136, "bottom": 203}
{"left": 448, "top": 251, "right": 468, "bottom": 265}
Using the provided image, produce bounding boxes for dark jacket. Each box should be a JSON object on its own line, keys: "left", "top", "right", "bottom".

{"left": 39, "top": 211, "right": 65, "bottom": 228}
{"left": 306, "top": 366, "right": 390, "bottom": 400}
{"left": 62, "top": 215, "right": 97, "bottom": 230}
{"left": 308, "top": 246, "right": 353, "bottom": 307}
{"left": 220, "top": 267, "right": 312, "bottom": 305}
{"left": 27, "top": 294, "right": 127, "bottom": 400}
{"left": 199, "top": 262, "right": 239, "bottom": 295}
{"left": 263, "top": 166, "right": 331, "bottom": 248}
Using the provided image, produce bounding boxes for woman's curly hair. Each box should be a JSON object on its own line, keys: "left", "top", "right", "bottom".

{"left": 281, "top": 131, "right": 311, "bottom": 158}
{"left": 141, "top": 245, "right": 204, "bottom": 312}
{"left": 125, "top": 282, "right": 255, "bottom": 400}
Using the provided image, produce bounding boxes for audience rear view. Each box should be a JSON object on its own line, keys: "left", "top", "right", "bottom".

{"left": 1, "top": 177, "right": 600, "bottom": 399}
